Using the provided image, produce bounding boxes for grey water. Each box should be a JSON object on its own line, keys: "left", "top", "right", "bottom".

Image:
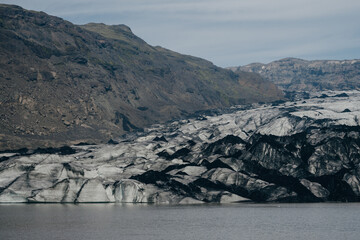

{"left": 1, "top": 203, "right": 359, "bottom": 240}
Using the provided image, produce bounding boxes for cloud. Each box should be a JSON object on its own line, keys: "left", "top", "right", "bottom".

{"left": 2, "top": 0, "right": 360, "bottom": 66}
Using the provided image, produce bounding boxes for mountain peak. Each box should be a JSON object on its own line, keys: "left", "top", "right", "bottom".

{"left": 275, "top": 57, "right": 307, "bottom": 63}
{"left": 82, "top": 23, "right": 133, "bottom": 34}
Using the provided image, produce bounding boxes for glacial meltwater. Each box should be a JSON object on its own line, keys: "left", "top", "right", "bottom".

{"left": 1, "top": 203, "right": 359, "bottom": 240}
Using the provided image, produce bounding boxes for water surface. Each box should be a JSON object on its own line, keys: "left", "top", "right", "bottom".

{"left": 1, "top": 203, "right": 359, "bottom": 240}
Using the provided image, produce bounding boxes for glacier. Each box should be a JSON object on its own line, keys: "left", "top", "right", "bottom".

{"left": 0, "top": 91, "right": 360, "bottom": 203}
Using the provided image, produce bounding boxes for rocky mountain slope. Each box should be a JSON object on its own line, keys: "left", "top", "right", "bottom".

{"left": 230, "top": 58, "right": 360, "bottom": 91}
{"left": 1, "top": 91, "right": 359, "bottom": 203}
{"left": 0, "top": 4, "right": 283, "bottom": 151}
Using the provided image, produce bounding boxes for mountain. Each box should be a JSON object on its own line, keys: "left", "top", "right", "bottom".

{"left": 1, "top": 90, "right": 359, "bottom": 203}
{"left": 0, "top": 4, "right": 283, "bottom": 151}
{"left": 230, "top": 57, "right": 360, "bottom": 91}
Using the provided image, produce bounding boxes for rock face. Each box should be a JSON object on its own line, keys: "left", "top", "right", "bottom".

{"left": 0, "top": 4, "right": 283, "bottom": 151}
{"left": 230, "top": 57, "right": 360, "bottom": 91}
{"left": 1, "top": 91, "right": 360, "bottom": 203}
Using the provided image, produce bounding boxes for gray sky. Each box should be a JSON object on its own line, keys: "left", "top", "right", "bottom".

{"left": 1, "top": 0, "right": 360, "bottom": 67}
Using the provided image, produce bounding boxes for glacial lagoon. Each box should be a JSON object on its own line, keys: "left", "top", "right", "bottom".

{"left": 1, "top": 203, "right": 360, "bottom": 240}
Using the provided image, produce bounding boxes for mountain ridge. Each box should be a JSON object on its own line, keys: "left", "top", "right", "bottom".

{"left": 0, "top": 4, "right": 283, "bottom": 151}
{"left": 229, "top": 57, "right": 360, "bottom": 91}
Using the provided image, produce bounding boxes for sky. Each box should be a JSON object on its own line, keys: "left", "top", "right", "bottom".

{"left": 1, "top": 0, "right": 360, "bottom": 67}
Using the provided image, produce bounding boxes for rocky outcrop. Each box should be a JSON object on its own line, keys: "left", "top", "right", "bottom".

{"left": 0, "top": 4, "right": 283, "bottom": 151}
{"left": 1, "top": 91, "right": 359, "bottom": 203}
{"left": 230, "top": 57, "right": 360, "bottom": 91}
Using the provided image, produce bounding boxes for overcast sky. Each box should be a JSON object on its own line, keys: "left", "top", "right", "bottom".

{"left": 2, "top": 0, "right": 360, "bottom": 67}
